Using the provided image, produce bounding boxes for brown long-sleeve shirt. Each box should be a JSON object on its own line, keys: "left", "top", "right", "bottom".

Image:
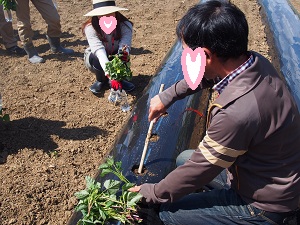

{"left": 140, "top": 52, "right": 300, "bottom": 213}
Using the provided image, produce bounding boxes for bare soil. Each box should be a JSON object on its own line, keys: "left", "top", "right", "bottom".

{"left": 0, "top": 0, "right": 271, "bottom": 224}
{"left": 289, "top": 0, "right": 300, "bottom": 13}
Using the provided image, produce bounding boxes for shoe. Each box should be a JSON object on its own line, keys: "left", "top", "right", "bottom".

{"left": 46, "top": 35, "right": 74, "bottom": 54}
{"left": 89, "top": 81, "right": 104, "bottom": 94}
{"left": 6, "top": 46, "right": 26, "bottom": 56}
{"left": 24, "top": 43, "right": 45, "bottom": 64}
{"left": 121, "top": 80, "right": 135, "bottom": 92}
{"left": 28, "top": 55, "right": 45, "bottom": 64}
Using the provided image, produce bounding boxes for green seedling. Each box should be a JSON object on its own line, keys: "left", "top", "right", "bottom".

{"left": 75, "top": 157, "right": 142, "bottom": 225}
{"left": 105, "top": 54, "right": 132, "bottom": 82}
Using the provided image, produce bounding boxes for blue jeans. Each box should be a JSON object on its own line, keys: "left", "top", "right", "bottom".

{"left": 159, "top": 150, "right": 292, "bottom": 225}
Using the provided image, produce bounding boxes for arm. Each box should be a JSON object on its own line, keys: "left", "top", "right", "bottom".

{"left": 139, "top": 149, "right": 225, "bottom": 204}
{"left": 149, "top": 78, "right": 215, "bottom": 122}
{"left": 84, "top": 24, "right": 109, "bottom": 72}
{"left": 118, "top": 21, "right": 133, "bottom": 52}
{"left": 138, "top": 104, "right": 256, "bottom": 204}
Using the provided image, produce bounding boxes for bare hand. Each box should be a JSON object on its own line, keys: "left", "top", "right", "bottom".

{"left": 128, "top": 185, "right": 141, "bottom": 192}
{"left": 148, "top": 95, "right": 167, "bottom": 122}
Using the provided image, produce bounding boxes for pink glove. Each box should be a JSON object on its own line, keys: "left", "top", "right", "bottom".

{"left": 110, "top": 80, "right": 122, "bottom": 91}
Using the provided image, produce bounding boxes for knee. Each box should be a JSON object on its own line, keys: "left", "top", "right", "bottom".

{"left": 84, "top": 48, "right": 93, "bottom": 71}
{"left": 159, "top": 211, "right": 169, "bottom": 225}
{"left": 176, "top": 149, "right": 194, "bottom": 167}
{"left": 159, "top": 204, "right": 172, "bottom": 225}
{"left": 84, "top": 48, "right": 100, "bottom": 72}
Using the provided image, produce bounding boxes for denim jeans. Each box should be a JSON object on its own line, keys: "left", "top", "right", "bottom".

{"left": 159, "top": 150, "right": 293, "bottom": 225}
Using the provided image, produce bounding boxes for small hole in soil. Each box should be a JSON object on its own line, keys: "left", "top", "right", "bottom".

{"left": 149, "top": 133, "right": 159, "bottom": 142}
{"left": 162, "top": 112, "right": 168, "bottom": 117}
{"left": 132, "top": 164, "right": 148, "bottom": 175}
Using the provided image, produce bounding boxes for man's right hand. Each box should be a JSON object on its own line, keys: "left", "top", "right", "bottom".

{"left": 148, "top": 95, "right": 167, "bottom": 122}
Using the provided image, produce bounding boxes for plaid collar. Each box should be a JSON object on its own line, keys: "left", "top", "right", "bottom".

{"left": 213, "top": 53, "right": 254, "bottom": 94}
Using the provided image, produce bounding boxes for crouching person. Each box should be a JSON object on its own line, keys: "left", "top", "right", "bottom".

{"left": 82, "top": 0, "right": 135, "bottom": 95}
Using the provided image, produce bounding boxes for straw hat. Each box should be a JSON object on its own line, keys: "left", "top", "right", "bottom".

{"left": 84, "top": 0, "right": 128, "bottom": 17}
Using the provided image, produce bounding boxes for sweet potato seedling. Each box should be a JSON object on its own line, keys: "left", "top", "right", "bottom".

{"left": 75, "top": 157, "right": 143, "bottom": 225}
{"left": 105, "top": 48, "right": 132, "bottom": 82}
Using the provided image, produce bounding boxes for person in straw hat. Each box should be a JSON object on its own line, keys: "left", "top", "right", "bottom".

{"left": 82, "top": 0, "right": 135, "bottom": 94}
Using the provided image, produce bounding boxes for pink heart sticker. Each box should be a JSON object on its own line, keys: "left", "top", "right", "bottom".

{"left": 181, "top": 47, "right": 206, "bottom": 90}
{"left": 99, "top": 16, "right": 117, "bottom": 34}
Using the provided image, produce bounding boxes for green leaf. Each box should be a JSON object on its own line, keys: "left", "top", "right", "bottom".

{"left": 100, "top": 168, "right": 111, "bottom": 177}
{"left": 95, "top": 181, "right": 101, "bottom": 189}
{"left": 85, "top": 176, "right": 98, "bottom": 191}
{"left": 98, "top": 163, "right": 109, "bottom": 170}
{"left": 122, "top": 191, "right": 129, "bottom": 202}
{"left": 108, "top": 194, "right": 117, "bottom": 201}
{"left": 104, "top": 200, "right": 115, "bottom": 208}
{"left": 106, "top": 157, "right": 114, "bottom": 166}
{"left": 104, "top": 54, "right": 133, "bottom": 81}
{"left": 122, "top": 182, "right": 134, "bottom": 191}
{"left": 103, "top": 179, "right": 120, "bottom": 192}
{"left": 75, "top": 203, "right": 88, "bottom": 212}
{"left": 127, "top": 193, "right": 143, "bottom": 207}
{"left": 98, "top": 208, "right": 106, "bottom": 220}
{"left": 115, "top": 161, "right": 122, "bottom": 170}
{"left": 81, "top": 219, "right": 95, "bottom": 224}
{"left": 74, "top": 157, "right": 143, "bottom": 224}
{"left": 76, "top": 219, "right": 83, "bottom": 225}
{"left": 75, "top": 190, "right": 89, "bottom": 200}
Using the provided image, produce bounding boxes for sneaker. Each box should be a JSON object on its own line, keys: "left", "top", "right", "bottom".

{"left": 89, "top": 81, "right": 104, "bottom": 94}
{"left": 6, "top": 46, "right": 26, "bottom": 56}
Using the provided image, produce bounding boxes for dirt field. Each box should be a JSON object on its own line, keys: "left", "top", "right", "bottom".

{"left": 0, "top": 0, "right": 272, "bottom": 224}
{"left": 289, "top": 0, "right": 300, "bottom": 12}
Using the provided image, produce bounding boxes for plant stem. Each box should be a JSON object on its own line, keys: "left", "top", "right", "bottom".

{"left": 111, "top": 165, "right": 130, "bottom": 184}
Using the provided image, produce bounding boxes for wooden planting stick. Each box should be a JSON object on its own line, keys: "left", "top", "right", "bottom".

{"left": 138, "top": 84, "right": 165, "bottom": 174}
